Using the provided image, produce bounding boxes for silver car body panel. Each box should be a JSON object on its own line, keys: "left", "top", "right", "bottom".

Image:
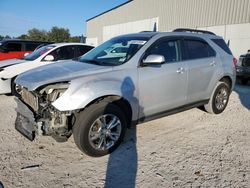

{"left": 138, "top": 61, "right": 188, "bottom": 117}
{"left": 16, "top": 61, "right": 113, "bottom": 90}
{"left": 52, "top": 67, "right": 139, "bottom": 119}
{"left": 15, "top": 32, "right": 236, "bottom": 122}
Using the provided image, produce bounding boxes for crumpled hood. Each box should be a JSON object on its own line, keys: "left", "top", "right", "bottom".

{"left": 0, "top": 58, "right": 27, "bottom": 68}
{"left": 15, "top": 60, "right": 113, "bottom": 91}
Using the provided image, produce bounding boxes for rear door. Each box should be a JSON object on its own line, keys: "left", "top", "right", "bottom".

{"left": 182, "top": 37, "right": 217, "bottom": 103}
{"left": 138, "top": 38, "right": 188, "bottom": 118}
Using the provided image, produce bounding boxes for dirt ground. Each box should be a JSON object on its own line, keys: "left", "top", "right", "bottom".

{"left": 0, "top": 83, "right": 249, "bottom": 188}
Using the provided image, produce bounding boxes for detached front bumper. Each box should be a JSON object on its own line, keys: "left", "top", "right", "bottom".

{"left": 15, "top": 98, "right": 37, "bottom": 141}
{"left": 15, "top": 97, "right": 72, "bottom": 142}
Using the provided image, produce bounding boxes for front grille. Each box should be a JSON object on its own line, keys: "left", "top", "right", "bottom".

{"left": 21, "top": 88, "right": 39, "bottom": 112}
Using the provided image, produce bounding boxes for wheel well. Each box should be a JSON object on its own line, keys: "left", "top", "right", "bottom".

{"left": 219, "top": 76, "right": 232, "bottom": 90}
{"left": 11, "top": 76, "right": 16, "bottom": 87}
{"left": 11, "top": 76, "right": 18, "bottom": 96}
{"left": 85, "top": 95, "right": 133, "bottom": 126}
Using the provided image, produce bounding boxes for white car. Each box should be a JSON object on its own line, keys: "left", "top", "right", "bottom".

{"left": 0, "top": 43, "right": 94, "bottom": 94}
{"left": 99, "top": 44, "right": 129, "bottom": 59}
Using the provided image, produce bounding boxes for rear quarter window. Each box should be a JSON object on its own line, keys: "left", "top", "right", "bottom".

{"left": 211, "top": 39, "right": 232, "bottom": 55}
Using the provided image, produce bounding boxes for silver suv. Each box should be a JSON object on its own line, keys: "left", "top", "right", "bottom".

{"left": 14, "top": 29, "right": 236, "bottom": 157}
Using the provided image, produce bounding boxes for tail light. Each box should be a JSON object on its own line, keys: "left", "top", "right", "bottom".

{"left": 233, "top": 57, "right": 237, "bottom": 68}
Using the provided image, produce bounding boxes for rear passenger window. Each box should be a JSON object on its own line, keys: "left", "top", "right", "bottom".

{"left": 5, "top": 43, "right": 22, "bottom": 52}
{"left": 48, "top": 46, "right": 75, "bottom": 61}
{"left": 212, "top": 39, "right": 232, "bottom": 55}
{"left": 147, "top": 40, "right": 179, "bottom": 63}
{"left": 184, "top": 40, "right": 216, "bottom": 60}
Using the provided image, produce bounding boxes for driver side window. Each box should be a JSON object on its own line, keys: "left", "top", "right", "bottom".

{"left": 146, "top": 40, "right": 180, "bottom": 63}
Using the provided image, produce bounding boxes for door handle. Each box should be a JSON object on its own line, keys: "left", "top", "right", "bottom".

{"left": 210, "top": 61, "right": 216, "bottom": 66}
{"left": 176, "top": 67, "right": 184, "bottom": 74}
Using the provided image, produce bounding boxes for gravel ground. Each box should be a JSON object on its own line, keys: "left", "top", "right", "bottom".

{"left": 0, "top": 84, "right": 249, "bottom": 188}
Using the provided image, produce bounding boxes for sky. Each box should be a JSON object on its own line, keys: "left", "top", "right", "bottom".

{"left": 0, "top": 0, "right": 128, "bottom": 37}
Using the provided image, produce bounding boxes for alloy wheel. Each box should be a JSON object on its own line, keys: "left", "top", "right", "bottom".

{"left": 88, "top": 114, "right": 122, "bottom": 151}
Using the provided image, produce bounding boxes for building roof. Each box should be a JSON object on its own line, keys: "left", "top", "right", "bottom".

{"left": 86, "top": 0, "right": 133, "bottom": 22}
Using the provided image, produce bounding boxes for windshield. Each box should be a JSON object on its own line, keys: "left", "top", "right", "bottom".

{"left": 79, "top": 36, "right": 149, "bottom": 66}
{"left": 23, "top": 45, "right": 55, "bottom": 61}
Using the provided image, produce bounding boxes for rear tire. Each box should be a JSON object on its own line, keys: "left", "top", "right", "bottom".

{"left": 204, "top": 82, "right": 230, "bottom": 114}
{"left": 73, "top": 101, "right": 127, "bottom": 157}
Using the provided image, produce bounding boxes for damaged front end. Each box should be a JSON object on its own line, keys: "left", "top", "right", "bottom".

{"left": 15, "top": 82, "right": 74, "bottom": 142}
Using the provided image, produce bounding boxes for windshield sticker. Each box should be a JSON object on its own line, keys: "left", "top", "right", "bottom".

{"left": 130, "top": 40, "right": 147, "bottom": 45}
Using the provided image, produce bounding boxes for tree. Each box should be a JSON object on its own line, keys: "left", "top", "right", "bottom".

{"left": 0, "top": 35, "right": 12, "bottom": 40}
{"left": 4, "top": 35, "right": 11, "bottom": 39}
{"left": 48, "top": 26, "right": 70, "bottom": 42}
{"left": 17, "top": 34, "right": 28, "bottom": 40}
{"left": 8, "top": 27, "right": 85, "bottom": 43}
{"left": 68, "top": 36, "right": 81, "bottom": 42}
{"left": 28, "top": 28, "right": 48, "bottom": 41}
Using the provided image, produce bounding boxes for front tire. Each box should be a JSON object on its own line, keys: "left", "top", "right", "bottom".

{"left": 73, "top": 101, "right": 127, "bottom": 157}
{"left": 204, "top": 82, "right": 230, "bottom": 114}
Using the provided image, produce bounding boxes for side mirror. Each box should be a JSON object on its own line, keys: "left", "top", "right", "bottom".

{"left": 143, "top": 54, "right": 165, "bottom": 65}
{"left": 44, "top": 55, "right": 55, "bottom": 61}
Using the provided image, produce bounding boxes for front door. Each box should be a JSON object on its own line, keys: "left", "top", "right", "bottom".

{"left": 138, "top": 39, "right": 188, "bottom": 118}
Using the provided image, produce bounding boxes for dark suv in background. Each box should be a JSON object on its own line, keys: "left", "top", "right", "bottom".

{"left": 236, "top": 50, "right": 250, "bottom": 85}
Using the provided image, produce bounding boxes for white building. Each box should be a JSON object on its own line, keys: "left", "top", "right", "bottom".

{"left": 86, "top": 0, "right": 250, "bottom": 58}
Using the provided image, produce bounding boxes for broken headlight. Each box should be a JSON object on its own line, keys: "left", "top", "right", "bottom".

{"left": 39, "top": 83, "right": 70, "bottom": 102}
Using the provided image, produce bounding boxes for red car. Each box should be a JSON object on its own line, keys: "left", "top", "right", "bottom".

{"left": 0, "top": 40, "right": 52, "bottom": 61}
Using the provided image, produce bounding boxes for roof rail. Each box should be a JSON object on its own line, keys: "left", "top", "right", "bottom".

{"left": 173, "top": 28, "right": 216, "bottom": 35}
